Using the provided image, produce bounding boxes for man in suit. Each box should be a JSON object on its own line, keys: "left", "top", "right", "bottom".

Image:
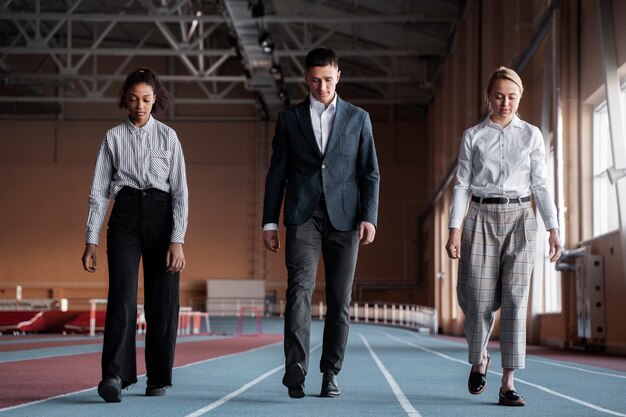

{"left": 262, "top": 48, "right": 380, "bottom": 399}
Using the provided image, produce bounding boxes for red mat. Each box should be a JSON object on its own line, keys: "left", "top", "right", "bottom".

{"left": 0, "top": 333, "right": 283, "bottom": 409}
{"left": 0, "top": 311, "right": 83, "bottom": 333}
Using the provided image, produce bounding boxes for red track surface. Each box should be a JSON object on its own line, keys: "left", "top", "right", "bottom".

{"left": 0, "top": 334, "right": 283, "bottom": 409}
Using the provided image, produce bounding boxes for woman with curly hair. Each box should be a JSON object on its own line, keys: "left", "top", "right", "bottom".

{"left": 81, "top": 67, "right": 188, "bottom": 402}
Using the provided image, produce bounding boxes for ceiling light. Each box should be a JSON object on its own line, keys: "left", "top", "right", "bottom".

{"left": 258, "top": 32, "right": 274, "bottom": 54}
{"left": 269, "top": 64, "right": 283, "bottom": 81}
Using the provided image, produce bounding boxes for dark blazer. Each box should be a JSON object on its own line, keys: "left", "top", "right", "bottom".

{"left": 263, "top": 96, "right": 380, "bottom": 232}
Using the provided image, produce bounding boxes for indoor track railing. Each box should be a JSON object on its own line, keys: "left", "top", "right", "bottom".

{"left": 1, "top": 297, "right": 439, "bottom": 336}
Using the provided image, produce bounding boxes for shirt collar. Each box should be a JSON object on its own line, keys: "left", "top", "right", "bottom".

{"left": 480, "top": 113, "right": 523, "bottom": 130}
{"left": 309, "top": 93, "right": 337, "bottom": 112}
{"left": 125, "top": 113, "right": 155, "bottom": 134}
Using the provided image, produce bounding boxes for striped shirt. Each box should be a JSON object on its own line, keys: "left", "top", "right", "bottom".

{"left": 85, "top": 115, "right": 188, "bottom": 245}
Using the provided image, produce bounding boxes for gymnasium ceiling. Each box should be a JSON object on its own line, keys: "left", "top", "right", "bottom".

{"left": 0, "top": 0, "right": 466, "bottom": 120}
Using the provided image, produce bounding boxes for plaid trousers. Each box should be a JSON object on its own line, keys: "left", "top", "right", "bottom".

{"left": 457, "top": 200, "right": 537, "bottom": 369}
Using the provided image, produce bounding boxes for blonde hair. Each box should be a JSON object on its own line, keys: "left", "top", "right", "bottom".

{"left": 485, "top": 66, "right": 524, "bottom": 99}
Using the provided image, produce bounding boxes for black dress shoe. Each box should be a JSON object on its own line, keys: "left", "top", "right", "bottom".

{"left": 468, "top": 353, "right": 490, "bottom": 395}
{"left": 498, "top": 388, "right": 525, "bottom": 406}
{"left": 288, "top": 386, "right": 305, "bottom": 399}
{"left": 283, "top": 363, "right": 306, "bottom": 399}
{"left": 145, "top": 381, "right": 167, "bottom": 397}
{"left": 320, "top": 373, "right": 340, "bottom": 397}
{"left": 98, "top": 376, "right": 122, "bottom": 403}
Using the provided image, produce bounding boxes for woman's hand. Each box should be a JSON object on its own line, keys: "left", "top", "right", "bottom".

{"left": 166, "top": 243, "right": 186, "bottom": 272}
{"left": 81, "top": 243, "right": 98, "bottom": 272}
{"left": 445, "top": 228, "right": 462, "bottom": 259}
{"left": 548, "top": 228, "right": 562, "bottom": 263}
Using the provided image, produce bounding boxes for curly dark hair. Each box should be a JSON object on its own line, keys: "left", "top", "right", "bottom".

{"left": 118, "top": 67, "right": 170, "bottom": 113}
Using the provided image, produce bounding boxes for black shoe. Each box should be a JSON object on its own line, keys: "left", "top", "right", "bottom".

{"left": 145, "top": 382, "right": 167, "bottom": 397}
{"left": 282, "top": 363, "right": 306, "bottom": 399}
{"left": 98, "top": 376, "right": 122, "bottom": 403}
{"left": 498, "top": 388, "right": 525, "bottom": 406}
{"left": 468, "top": 353, "right": 490, "bottom": 395}
{"left": 287, "top": 386, "right": 305, "bottom": 399}
{"left": 320, "top": 373, "right": 340, "bottom": 397}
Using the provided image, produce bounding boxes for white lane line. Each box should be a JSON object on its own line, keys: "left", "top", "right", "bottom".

{"left": 398, "top": 332, "right": 626, "bottom": 380}
{"left": 184, "top": 365, "right": 284, "bottom": 417}
{"left": 0, "top": 340, "right": 283, "bottom": 413}
{"left": 407, "top": 333, "right": 626, "bottom": 381}
{"left": 358, "top": 334, "right": 422, "bottom": 417}
{"left": 526, "top": 358, "right": 626, "bottom": 379}
{"left": 384, "top": 332, "right": 626, "bottom": 417}
{"left": 0, "top": 386, "right": 96, "bottom": 413}
{"left": 184, "top": 342, "right": 322, "bottom": 417}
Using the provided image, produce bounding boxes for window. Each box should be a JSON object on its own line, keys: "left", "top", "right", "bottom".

{"left": 592, "top": 87, "right": 625, "bottom": 237}
{"left": 535, "top": 148, "right": 561, "bottom": 313}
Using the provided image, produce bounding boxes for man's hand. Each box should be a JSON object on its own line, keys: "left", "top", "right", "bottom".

{"left": 445, "top": 228, "right": 461, "bottom": 259}
{"left": 82, "top": 243, "right": 98, "bottom": 272}
{"left": 166, "top": 243, "right": 186, "bottom": 272}
{"left": 264, "top": 230, "right": 280, "bottom": 252}
{"left": 359, "top": 221, "right": 376, "bottom": 246}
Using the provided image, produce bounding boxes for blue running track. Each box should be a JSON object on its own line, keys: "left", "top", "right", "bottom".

{"left": 1, "top": 318, "right": 625, "bottom": 417}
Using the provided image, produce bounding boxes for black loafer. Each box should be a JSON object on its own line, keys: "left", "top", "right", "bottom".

{"left": 283, "top": 363, "right": 306, "bottom": 399}
{"left": 98, "top": 376, "right": 122, "bottom": 403}
{"left": 499, "top": 388, "right": 525, "bottom": 406}
{"left": 468, "top": 353, "right": 490, "bottom": 395}
{"left": 320, "top": 373, "right": 340, "bottom": 397}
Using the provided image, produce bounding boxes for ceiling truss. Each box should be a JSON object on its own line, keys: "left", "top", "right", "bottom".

{"left": 0, "top": 0, "right": 463, "bottom": 120}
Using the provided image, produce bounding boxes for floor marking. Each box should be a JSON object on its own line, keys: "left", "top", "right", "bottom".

{"left": 0, "top": 340, "right": 283, "bottom": 413}
{"left": 384, "top": 332, "right": 626, "bottom": 417}
{"left": 183, "top": 343, "right": 322, "bottom": 417}
{"left": 0, "top": 387, "right": 96, "bottom": 414}
{"left": 359, "top": 334, "right": 422, "bottom": 417}
{"left": 184, "top": 365, "right": 284, "bottom": 417}
{"left": 526, "top": 358, "right": 626, "bottom": 379}
{"left": 411, "top": 333, "right": 626, "bottom": 380}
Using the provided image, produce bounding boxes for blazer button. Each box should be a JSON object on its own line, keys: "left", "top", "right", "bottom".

{"left": 321, "top": 164, "right": 326, "bottom": 169}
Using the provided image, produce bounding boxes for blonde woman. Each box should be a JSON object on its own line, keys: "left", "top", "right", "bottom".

{"left": 445, "top": 67, "right": 561, "bottom": 406}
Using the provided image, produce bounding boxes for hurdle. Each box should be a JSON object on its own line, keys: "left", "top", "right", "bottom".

{"left": 88, "top": 298, "right": 107, "bottom": 337}
{"left": 89, "top": 300, "right": 211, "bottom": 336}
{"left": 177, "top": 307, "right": 211, "bottom": 335}
{"left": 136, "top": 304, "right": 146, "bottom": 334}
{"left": 235, "top": 306, "right": 262, "bottom": 336}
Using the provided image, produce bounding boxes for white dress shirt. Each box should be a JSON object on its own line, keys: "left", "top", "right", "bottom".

{"left": 309, "top": 93, "right": 337, "bottom": 155}
{"left": 86, "top": 115, "right": 189, "bottom": 244}
{"left": 263, "top": 94, "right": 338, "bottom": 231}
{"left": 449, "top": 114, "right": 558, "bottom": 231}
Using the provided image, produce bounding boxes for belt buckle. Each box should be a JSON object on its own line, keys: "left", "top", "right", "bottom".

{"left": 502, "top": 196, "right": 510, "bottom": 204}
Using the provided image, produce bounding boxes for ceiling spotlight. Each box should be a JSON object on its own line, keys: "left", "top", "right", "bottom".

{"left": 269, "top": 64, "right": 283, "bottom": 81}
{"left": 277, "top": 87, "right": 288, "bottom": 101}
{"left": 258, "top": 31, "right": 274, "bottom": 54}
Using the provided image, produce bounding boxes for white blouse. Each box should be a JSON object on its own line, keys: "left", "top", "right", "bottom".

{"left": 449, "top": 114, "right": 558, "bottom": 231}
